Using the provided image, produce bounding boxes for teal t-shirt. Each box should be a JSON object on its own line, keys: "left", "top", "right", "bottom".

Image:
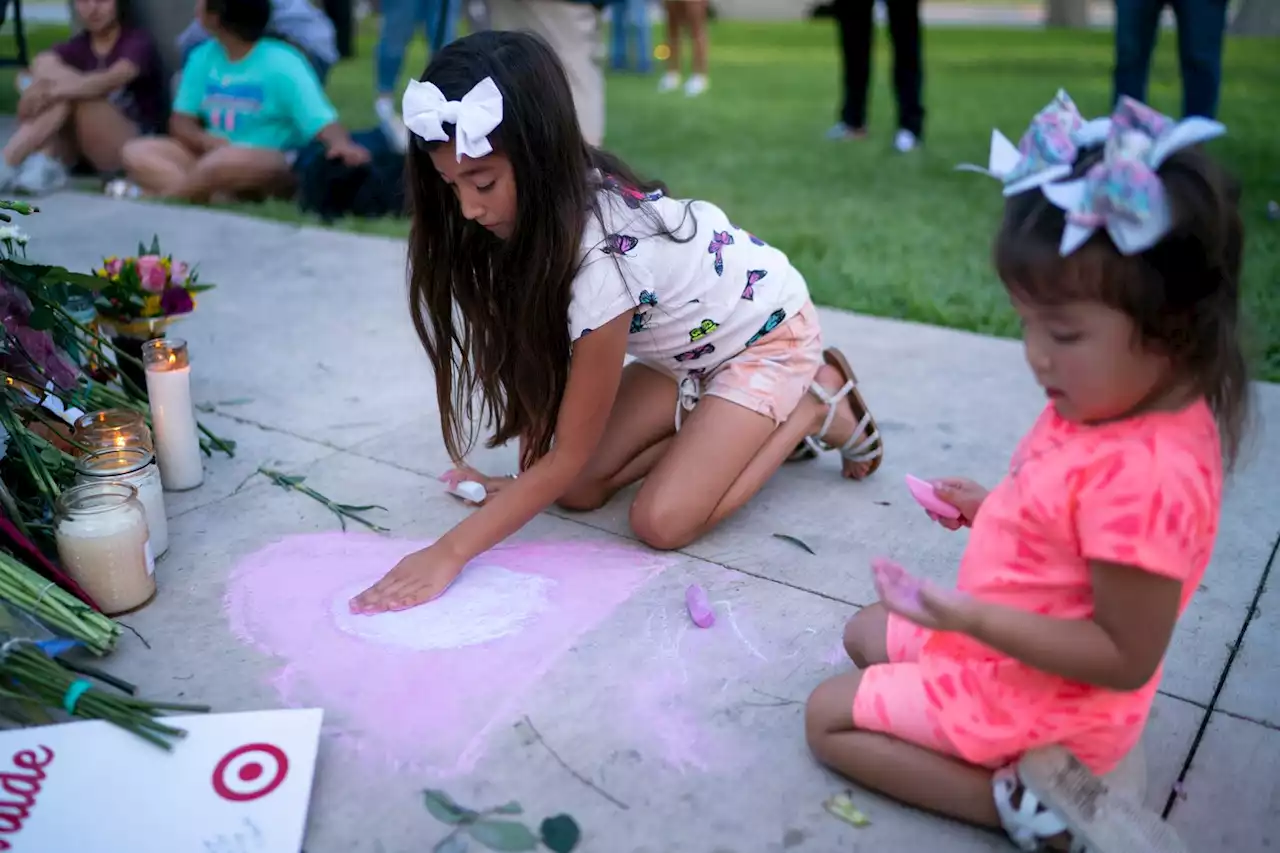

{"left": 174, "top": 38, "right": 338, "bottom": 150}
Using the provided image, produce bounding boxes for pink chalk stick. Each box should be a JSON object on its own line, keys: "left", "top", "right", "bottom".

{"left": 905, "top": 474, "right": 962, "bottom": 520}
{"left": 685, "top": 584, "right": 715, "bottom": 628}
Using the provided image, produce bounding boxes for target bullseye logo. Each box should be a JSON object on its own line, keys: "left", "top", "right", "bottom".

{"left": 212, "top": 743, "right": 289, "bottom": 802}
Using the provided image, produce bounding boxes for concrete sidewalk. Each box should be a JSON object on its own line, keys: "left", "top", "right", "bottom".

{"left": 19, "top": 192, "right": 1279, "bottom": 852}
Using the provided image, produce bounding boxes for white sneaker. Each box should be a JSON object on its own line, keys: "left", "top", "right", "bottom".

{"left": 0, "top": 160, "right": 16, "bottom": 193}
{"left": 683, "top": 74, "right": 709, "bottom": 97}
{"left": 894, "top": 129, "right": 920, "bottom": 153}
{"left": 13, "top": 152, "right": 67, "bottom": 196}
{"left": 657, "top": 71, "right": 681, "bottom": 93}
{"left": 375, "top": 96, "right": 409, "bottom": 154}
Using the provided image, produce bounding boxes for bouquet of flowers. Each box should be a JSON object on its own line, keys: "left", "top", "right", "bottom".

{"left": 93, "top": 236, "right": 214, "bottom": 336}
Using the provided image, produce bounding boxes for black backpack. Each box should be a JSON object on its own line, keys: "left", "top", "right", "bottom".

{"left": 293, "top": 128, "right": 408, "bottom": 223}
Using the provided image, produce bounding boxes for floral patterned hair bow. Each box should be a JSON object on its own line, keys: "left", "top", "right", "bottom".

{"left": 1041, "top": 97, "right": 1225, "bottom": 256}
{"left": 956, "top": 89, "right": 1110, "bottom": 197}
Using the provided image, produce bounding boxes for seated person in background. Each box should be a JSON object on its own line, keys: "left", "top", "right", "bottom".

{"left": 120, "top": 0, "right": 368, "bottom": 203}
{"left": 176, "top": 0, "right": 339, "bottom": 82}
{"left": 0, "top": 0, "right": 165, "bottom": 195}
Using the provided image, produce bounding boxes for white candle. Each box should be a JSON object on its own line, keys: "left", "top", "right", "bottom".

{"left": 142, "top": 339, "right": 204, "bottom": 491}
{"left": 76, "top": 449, "right": 169, "bottom": 558}
{"left": 55, "top": 483, "right": 155, "bottom": 615}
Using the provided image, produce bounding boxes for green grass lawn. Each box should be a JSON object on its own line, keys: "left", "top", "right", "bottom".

{"left": 2, "top": 21, "right": 1277, "bottom": 379}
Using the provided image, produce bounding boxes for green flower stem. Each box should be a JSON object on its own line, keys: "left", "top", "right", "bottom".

{"left": 0, "top": 551, "right": 120, "bottom": 654}
{"left": 257, "top": 467, "right": 390, "bottom": 533}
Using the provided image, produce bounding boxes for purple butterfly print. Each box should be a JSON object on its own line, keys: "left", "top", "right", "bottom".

{"left": 602, "top": 234, "right": 639, "bottom": 256}
{"left": 674, "top": 343, "right": 716, "bottom": 362}
{"left": 707, "top": 230, "right": 735, "bottom": 276}
{"left": 731, "top": 224, "right": 767, "bottom": 246}
{"left": 741, "top": 269, "right": 768, "bottom": 301}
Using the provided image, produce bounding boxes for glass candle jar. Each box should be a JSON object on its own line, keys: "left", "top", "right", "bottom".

{"left": 75, "top": 447, "right": 168, "bottom": 558}
{"left": 54, "top": 482, "right": 155, "bottom": 615}
{"left": 75, "top": 409, "right": 154, "bottom": 454}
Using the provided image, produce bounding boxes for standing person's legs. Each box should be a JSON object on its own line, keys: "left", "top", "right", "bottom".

{"left": 426, "top": 0, "right": 462, "bottom": 52}
{"left": 1170, "top": 0, "right": 1227, "bottom": 118}
{"left": 831, "top": 0, "right": 874, "bottom": 138}
{"left": 1112, "top": 0, "right": 1165, "bottom": 107}
{"left": 609, "top": 0, "right": 630, "bottom": 70}
{"left": 683, "top": 0, "right": 709, "bottom": 95}
{"left": 489, "top": 0, "right": 606, "bottom": 146}
{"left": 660, "top": 1, "right": 686, "bottom": 90}
{"left": 629, "top": 0, "right": 652, "bottom": 73}
{"left": 375, "top": 0, "right": 426, "bottom": 99}
{"left": 885, "top": 0, "right": 924, "bottom": 146}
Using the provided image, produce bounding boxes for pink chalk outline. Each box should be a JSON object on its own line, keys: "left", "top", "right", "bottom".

{"left": 225, "top": 533, "right": 671, "bottom": 776}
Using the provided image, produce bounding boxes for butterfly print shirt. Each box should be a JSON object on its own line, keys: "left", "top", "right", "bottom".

{"left": 916, "top": 401, "right": 1222, "bottom": 772}
{"left": 567, "top": 185, "right": 810, "bottom": 375}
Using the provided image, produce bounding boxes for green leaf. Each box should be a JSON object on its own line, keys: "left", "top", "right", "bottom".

{"left": 336, "top": 504, "right": 388, "bottom": 513}
{"left": 423, "top": 789, "right": 476, "bottom": 825}
{"left": 491, "top": 801, "right": 522, "bottom": 815}
{"left": 823, "top": 792, "right": 870, "bottom": 828}
{"left": 434, "top": 834, "right": 470, "bottom": 853}
{"left": 468, "top": 820, "right": 539, "bottom": 851}
{"left": 772, "top": 533, "right": 815, "bottom": 555}
{"left": 539, "top": 815, "right": 581, "bottom": 853}
{"left": 26, "top": 306, "right": 54, "bottom": 331}
{"left": 149, "top": 235, "right": 161, "bottom": 255}
{"left": 38, "top": 446, "right": 62, "bottom": 466}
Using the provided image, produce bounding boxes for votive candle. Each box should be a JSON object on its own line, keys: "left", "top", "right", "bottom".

{"left": 142, "top": 338, "right": 204, "bottom": 491}
{"left": 76, "top": 448, "right": 169, "bottom": 558}
{"left": 55, "top": 482, "right": 155, "bottom": 615}
{"left": 75, "top": 409, "right": 154, "bottom": 454}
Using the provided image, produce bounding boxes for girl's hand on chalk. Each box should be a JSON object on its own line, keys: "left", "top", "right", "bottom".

{"left": 440, "top": 465, "right": 514, "bottom": 506}
{"left": 929, "top": 477, "right": 988, "bottom": 530}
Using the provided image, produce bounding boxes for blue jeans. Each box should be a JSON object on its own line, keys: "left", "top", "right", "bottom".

{"left": 375, "top": 0, "right": 462, "bottom": 95}
{"left": 1113, "top": 0, "right": 1227, "bottom": 119}
{"left": 609, "top": 0, "right": 651, "bottom": 73}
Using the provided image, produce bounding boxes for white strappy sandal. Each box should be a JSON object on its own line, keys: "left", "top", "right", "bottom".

{"left": 799, "top": 347, "right": 884, "bottom": 479}
{"left": 994, "top": 764, "right": 1088, "bottom": 852}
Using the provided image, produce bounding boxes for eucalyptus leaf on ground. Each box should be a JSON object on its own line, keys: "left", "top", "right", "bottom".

{"left": 539, "top": 815, "right": 582, "bottom": 853}
{"left": 468, "top": 819, "right": 540, "bottom": 851}
{"left": 423, "top": 789, "right": 476, "bottom": 825}
{"left": 772, "top": 533, "right": 816, "bottom": 555}
{"left": 491, "top": 801, "right": 523, "bottom": 815}
{"left": 823, "top": 792, "right": 870, "bottom": 827}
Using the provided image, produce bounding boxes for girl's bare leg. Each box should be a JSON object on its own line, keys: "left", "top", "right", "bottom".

{"left": 178, "top": 146, "right": 295, "bottom": 203}
{"left": 688, "top": 0, "right": 709, "bottom": 76}
{"left": 557, "top": 361, "right": 678, "bottom": 511}
{"left": 121, "top": 137, "right": 198, "bottom": 196}
{"left": 805, "top": 672, "right": 1003, "bottom": 828}
{"left": 663, "top": 1, "right": 684, "bottom": 75}
{"left": 627, "top": 362, "right": 867, "bottom": 550}
{"left": 2, "top": 101, "right": 70, "bottom": 166}
{"left": 843, "top": 602, "right": 890, "bottom": 667}
{"left": 71, "top": 100, "right": 140, "bottom": 172}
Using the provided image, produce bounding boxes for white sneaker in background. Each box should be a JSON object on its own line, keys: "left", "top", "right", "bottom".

{"left": 375, "top": 96, "right": 409, "bottom": 154}
{"left": 683, "top": 74, "right": 708, "bottom": 97}
{"left": 13, "top": 152, "right": 67, "bottom": 196}
{"left": 103, "top": 178, "right": 142, "bottom": 199}
{"left": 894, "top": 129, "right": 920, "bottom": 153}
{"left": 0, "top": 159, "right": 16, "bottom": 193}
{"left": 657, "top": 71, "right": 681, "bottom": 93}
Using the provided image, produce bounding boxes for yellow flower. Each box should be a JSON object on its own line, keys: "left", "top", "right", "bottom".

{"left": 142, "top": 294, "right": 162, "bottom": 317}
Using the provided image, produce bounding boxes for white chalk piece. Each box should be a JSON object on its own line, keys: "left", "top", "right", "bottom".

{"left": 448, "top": 480, "right": 487, "bottom": 503}
{"left": 685, "top": 584, "right": 715, "bottom": 628}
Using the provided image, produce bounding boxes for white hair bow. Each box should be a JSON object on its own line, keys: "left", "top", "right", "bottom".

{"left": 1041, "top": 97, "right": 1225, "bottom": 256}
{"left": 402, "top": 76, "right": 504, "bottom": 162}
{"left": 956, "top": 89, "right": 1110, "bottom": 197}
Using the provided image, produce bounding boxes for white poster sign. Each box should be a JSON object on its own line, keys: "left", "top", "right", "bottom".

{"left": 0, "top": 708, "right": 323, "bottom": 853}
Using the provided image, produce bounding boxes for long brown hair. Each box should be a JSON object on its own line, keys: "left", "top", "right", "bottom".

{"left": 995, "top": 143, "right": 1251, "bottom": 468}
{"left": 405, "top": 31, "right": 670, "bottom": 471}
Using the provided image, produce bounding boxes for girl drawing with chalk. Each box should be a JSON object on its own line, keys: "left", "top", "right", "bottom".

{"left": 350, "top": 31, "right": 885, "bottom": 614}
{"left": 805, "top": 92, "right": 1249, "bottom": 850}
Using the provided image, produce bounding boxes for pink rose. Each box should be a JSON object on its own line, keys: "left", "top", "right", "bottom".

{"left": 136, "top": 255, "right": 168, "bottom": 292}
{"left": 104, "top": 256, "right": 124, "bottom": 277}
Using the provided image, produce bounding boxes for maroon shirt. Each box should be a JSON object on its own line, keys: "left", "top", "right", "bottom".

{"left": 52, "top": 27, "right": 166, "bottom": 131}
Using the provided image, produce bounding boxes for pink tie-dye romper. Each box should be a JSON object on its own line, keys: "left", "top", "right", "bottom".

{"left": 853, "top": 400, "right": 1222, "bottom": 774}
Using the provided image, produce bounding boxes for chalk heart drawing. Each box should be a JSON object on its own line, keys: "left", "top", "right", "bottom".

{"left": 225, "top": 533, "right": 671, "bottom": 777}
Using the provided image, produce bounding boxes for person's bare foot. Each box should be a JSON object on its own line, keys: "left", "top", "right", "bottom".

{"left": 807, "top": 363, "right": 877, "bottom": 480}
